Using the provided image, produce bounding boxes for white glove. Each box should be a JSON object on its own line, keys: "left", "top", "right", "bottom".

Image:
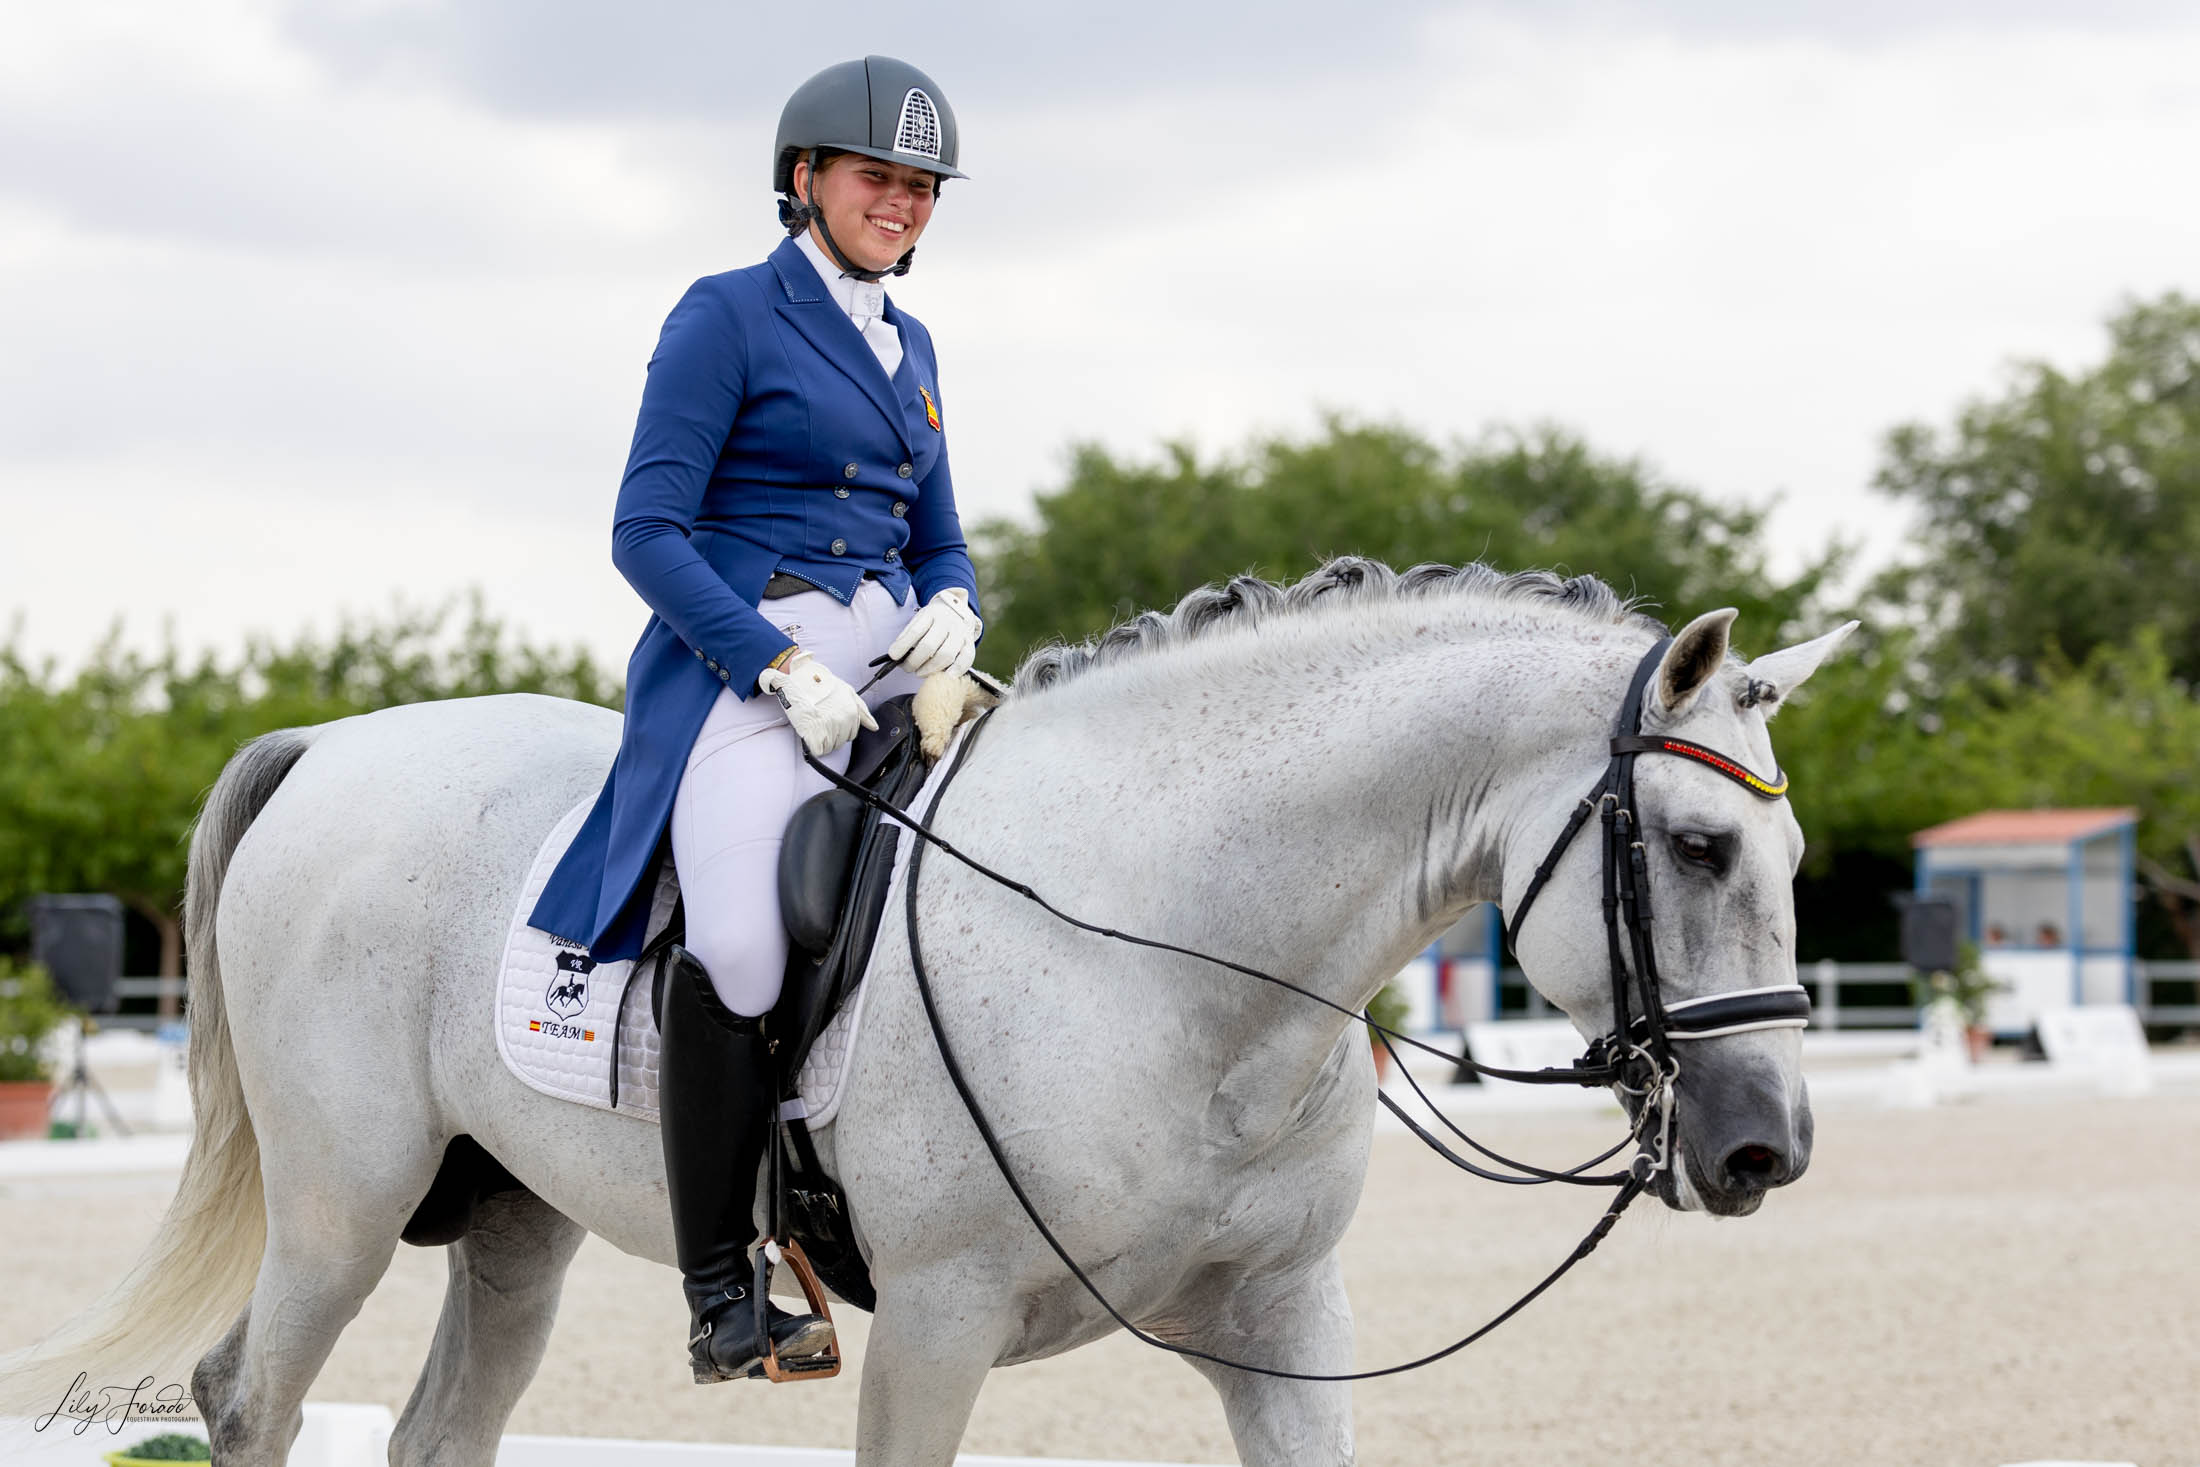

{"left": 887, "top": 587, "right": 982, "bottom": 679}
{"left": 756, "top": 650, "right": 877, "bottom": 757}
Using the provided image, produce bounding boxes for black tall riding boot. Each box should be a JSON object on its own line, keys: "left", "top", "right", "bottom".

{"left": 657, "top": 944, "right": 834, "bottom": 1383}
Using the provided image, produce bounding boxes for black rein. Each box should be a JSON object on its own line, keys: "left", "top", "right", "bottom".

{"left": 791, "top": 635, "right": 1807, "bottom": 1380}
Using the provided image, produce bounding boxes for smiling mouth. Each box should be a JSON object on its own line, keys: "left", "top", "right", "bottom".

{"left": 868, "top": 216, "right": 909, "bottom": 237}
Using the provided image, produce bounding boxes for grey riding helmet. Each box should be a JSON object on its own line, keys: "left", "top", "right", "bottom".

{"left": 774, "top": 56, "right": 965, "bottom": 280}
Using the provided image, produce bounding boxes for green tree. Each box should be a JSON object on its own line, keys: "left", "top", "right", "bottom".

{"left": 973, "top": 417, "right": 1843, "bottom": 675}
{"left": 1772, "top": 626, "right": 2200, "bottom": 958}
{"left": 1872, "top": 293, "right": 2200, "bottom": 684}
{"left": 0, "top": 593, "right": 618, "bottom": 984}
{"left": 0, "top": 957, "right": 73, "bottom": 1084}
{"left": 1921, "top": 634, "right": 2200, "bottom": 957}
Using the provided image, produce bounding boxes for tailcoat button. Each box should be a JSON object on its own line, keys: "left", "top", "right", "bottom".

{"left": 830, "top": 538, "right": 847, "bottom": 556}
{"left": 718, "top": 668, "right": 731, "bottom": 681}
{"left": 843, "top": 462, "right": 859, "bottom": 479}
{"left": 833, "top": 487, "right": 850, "bottom": 498}
{"left": 884, "top": 547, "right": 899, "bottom": 563}
{"left": 891, "top": 500, "right": 908, "bottom": 517}
{"left": 897, "top": 462, "right": 913, "bottom": 478}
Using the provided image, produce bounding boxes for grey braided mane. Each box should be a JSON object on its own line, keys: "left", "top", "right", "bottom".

{"left": 1010, "top": 556, "right": 1666, "bottom": 696}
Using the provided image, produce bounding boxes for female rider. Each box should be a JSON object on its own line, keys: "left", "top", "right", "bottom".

{"left": 526, "top": 55, "right": 983, "bottom": 1383}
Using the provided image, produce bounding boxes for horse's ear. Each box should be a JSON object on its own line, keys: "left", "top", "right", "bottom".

{"left": 1735, "top": 621, "right": 1860, "bottom": 717}
{"left": 1653, "top": 608, "right": 1737, "bottom": 720}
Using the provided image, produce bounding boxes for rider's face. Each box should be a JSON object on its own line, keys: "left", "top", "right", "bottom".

{"left": 797, "top": 154, "right": 937, "bottom": 273}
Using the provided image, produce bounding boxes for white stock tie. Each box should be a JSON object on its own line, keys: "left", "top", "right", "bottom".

{"left": 846, "top": 279, "right": 904, "bottom": 380}
{"left": 796, "top": 231, "right": 904, "bottom": 380}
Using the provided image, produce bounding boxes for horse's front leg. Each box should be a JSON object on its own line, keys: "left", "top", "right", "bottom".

{"left": 853, "top": 1267, "right": 1011, "bottom": 1467}
{"left": 1181, "top": 1247, "right": 1356, "bottom": 1466}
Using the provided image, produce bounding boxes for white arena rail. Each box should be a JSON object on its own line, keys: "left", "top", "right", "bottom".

{"left": 2, "top": 1404, "right": 1229, "bottom": 1467}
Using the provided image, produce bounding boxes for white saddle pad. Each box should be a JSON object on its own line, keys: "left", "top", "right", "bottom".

{"left": 494, "top": 797, "right": 873, "bottom": 1129}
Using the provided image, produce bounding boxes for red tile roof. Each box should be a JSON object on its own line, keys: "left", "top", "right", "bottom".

{"left": 1912, "top": 808, "right": 2137, "bottom": 849}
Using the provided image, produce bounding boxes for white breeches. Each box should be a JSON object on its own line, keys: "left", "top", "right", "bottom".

{"left": 670, "top": 577, "right": 922, "bottom": 1017}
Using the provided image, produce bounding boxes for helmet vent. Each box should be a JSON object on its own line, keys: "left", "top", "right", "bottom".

{"left": 894, "top": 88, "right": 942, "bottom": 161}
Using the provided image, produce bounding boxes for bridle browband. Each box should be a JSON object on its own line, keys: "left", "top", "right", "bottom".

{"left": 789, "top": 633, "right": 1813, "bottom": 1381}
{"left": 1502, "top": 637, "right": 1811, "bottom": 1103}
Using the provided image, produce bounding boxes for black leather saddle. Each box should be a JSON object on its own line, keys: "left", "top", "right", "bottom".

{"left": 770, "top": 692, "right": 931, "bottom": 1070}
{"left": 636, "top": 693, "right": 928, "bottom": 1070}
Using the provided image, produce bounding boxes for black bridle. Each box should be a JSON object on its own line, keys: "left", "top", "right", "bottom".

{"left": 1501, "top": 637, "right": 1811, "bottom": 1132}
{"left": 794, "top": 634, "right": 1811, "bottom": 1380}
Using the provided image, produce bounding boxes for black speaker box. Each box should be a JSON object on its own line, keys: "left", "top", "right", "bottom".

{"left": 27, "top": 893, "right": 126, "bottom": 1013}
{"left": 1899, "top": 894, "right": 1961, "bottom": 975}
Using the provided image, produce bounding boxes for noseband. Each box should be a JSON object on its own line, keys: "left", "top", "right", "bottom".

{"left": 1503, "top": 638, "right": 1812, "bottom": 1114}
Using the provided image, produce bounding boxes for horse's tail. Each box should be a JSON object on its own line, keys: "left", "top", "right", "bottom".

{"left": 0, "top": 727, "right": 318, "bottom": 1420}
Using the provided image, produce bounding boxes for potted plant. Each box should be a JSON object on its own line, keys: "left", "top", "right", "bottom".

{"left": 0, "top": 957, "right": 74, "bottom": 1139}
{"left": 1366, "top": 980, "right": 1411, "bottom": 1083}
{"left": 105, "top": 1431, "right": 212, "bottom": 1465}
{"left": 1910, "top": 940, "right": 2006, "bottom": 1062}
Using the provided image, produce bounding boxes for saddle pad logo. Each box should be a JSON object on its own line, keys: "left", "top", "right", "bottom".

{"left": 546, "top": 949, "right": 595, "bottom": 1019}
{"left": 919, "top": 385, "right": 941, "bottom": 432}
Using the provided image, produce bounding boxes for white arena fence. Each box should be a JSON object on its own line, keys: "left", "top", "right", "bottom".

{"left": 0, "top": 1402, "right": 1230, "bottom": 1467}
{"left": 71, "top": 958, "right": 2200, "bottom": 1037}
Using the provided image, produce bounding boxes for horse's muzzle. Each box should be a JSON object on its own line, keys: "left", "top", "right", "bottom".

{"left": 1660, "top": 1054, "right": 1813, "bottom": 1216}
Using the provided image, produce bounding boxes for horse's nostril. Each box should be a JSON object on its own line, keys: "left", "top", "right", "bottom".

{"left": 1724, "top": 1143, "right": 1784, "bottom": 1186}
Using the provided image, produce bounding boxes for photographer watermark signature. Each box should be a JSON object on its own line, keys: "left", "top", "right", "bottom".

{"left": 32, "top": 1372, "right": 195, "bottom": 1436}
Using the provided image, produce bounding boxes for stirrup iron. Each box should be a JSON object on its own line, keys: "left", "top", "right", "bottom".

{"left": 756, "top": 1238, "right": 840, "bottom": 1382}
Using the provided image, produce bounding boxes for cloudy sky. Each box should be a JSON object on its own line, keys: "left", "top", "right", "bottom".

{"left": 4, "top": 1, "right": 2197, "bottom": 674}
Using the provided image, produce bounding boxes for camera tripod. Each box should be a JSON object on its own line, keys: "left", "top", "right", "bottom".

{"left": 51, "top": 1014, "right": 130, "bottom": 1138}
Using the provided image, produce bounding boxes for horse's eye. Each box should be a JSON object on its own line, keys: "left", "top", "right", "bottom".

{"left": 1673, "top": 832, "right": 1720, "bottom": 868}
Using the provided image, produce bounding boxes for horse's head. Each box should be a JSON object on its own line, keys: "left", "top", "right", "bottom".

{"left": 1506, "top": 609, "right": 1855, "bottom": 1216}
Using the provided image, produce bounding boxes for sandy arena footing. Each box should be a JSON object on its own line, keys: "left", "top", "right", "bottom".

{"left": 2, "top": 1083, "right": 2195, "bottom": 1465}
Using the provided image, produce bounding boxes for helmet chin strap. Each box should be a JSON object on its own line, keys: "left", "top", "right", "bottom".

{"left": 786, "top": 147, "right": 914, "bottom": 282}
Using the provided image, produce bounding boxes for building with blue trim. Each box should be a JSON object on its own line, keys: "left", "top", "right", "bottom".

{"left": 1913, "top": 808, "right": 2138, "bottom": 1034}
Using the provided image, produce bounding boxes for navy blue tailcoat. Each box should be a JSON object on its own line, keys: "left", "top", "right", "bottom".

{"left": 528, "top": 237, "right": 980, "bottom": 961}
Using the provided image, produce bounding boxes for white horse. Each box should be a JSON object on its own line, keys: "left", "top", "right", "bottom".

{"left": 0, "top": 559, "right": 1853, "bottom": 1466}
